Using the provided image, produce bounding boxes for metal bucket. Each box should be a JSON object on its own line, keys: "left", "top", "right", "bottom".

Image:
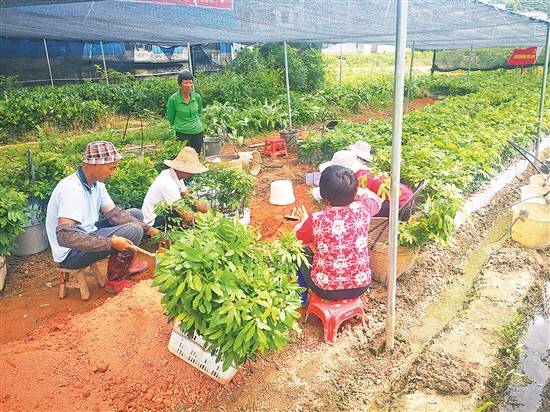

{"left": 11, "top": 222, "right": 49, "bottom": 256}
{"left": 279, "top": 129, "right": 298, "bottom": 145}
{"left": 203, "top": 136, "right": 223, "bottom": 158}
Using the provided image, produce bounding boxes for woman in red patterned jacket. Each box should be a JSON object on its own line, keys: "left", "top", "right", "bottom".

{"left": 295, "top": 165, "right": 382, "bottom": 300}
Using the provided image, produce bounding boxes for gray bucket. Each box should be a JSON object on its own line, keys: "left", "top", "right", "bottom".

{"left": 203, "top": 136, "right": 223, "bottom": 157}
{"left": 11, "top": 222, "right": 49, "bottom": 256}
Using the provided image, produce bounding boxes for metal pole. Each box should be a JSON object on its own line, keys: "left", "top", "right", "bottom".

{"left": 284, "top": 41, "right": 293, "bottom": 130}
{"left": 430, "top": 49, "right": 436, "bottom": 76}
{"left": 43, "top": 39, "right": 54, "bottom": 87}
{"left": 386, "top": 0, "right": 408, "bottom": 352}
{"left": 468, "top": 44, "right": 473, "bottom": 76}
{"left": 339, "top": 43, "right": 343, "bottom": 85}
{"left": 187, "top": 42, "right": 193, "bottom": 74}
{"left": 536, "top": 23, "right": 550, "bottom": 158}
{"left": 99, "top": 41, "right": 109, "bottom": 85}
{"left": 407, "top": 41, "right": 415, "bottom": 101}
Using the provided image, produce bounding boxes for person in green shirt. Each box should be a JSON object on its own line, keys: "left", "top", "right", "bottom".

{"left": 166, "top": 71, "right": 204, "bottom": 154}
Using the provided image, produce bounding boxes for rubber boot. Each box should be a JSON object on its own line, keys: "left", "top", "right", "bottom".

{"left": 107, "top": 250, "right": 135, "bottom": 280}
{"left": 126, "top": 256, "right": 148, "bottom": 276}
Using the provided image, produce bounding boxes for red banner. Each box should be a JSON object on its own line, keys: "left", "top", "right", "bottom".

{"left": 139, "top": 0, "right": 233, "bottom": 10}
{"left": 507, "top": 47, "right": 538, "bottom": 66}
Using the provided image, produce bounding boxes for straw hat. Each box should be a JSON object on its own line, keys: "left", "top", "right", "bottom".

{"left": 348, "top": 141, "right": 373, "bottom": 161}
{"left": 164, "top": 147, "right": 208, "bottom": 174}
{"left": 319, "top": 150, "right": 364, "bottom": 173}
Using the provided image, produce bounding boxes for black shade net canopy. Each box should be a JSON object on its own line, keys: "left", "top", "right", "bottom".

{"left": 1, "top": 0, "right": 548, "bottom": 49}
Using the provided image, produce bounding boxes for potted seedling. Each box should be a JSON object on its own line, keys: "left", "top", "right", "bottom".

{"left": 191, "top": 164, "right": 255, "bottom": 219}
{"left": 11, "top": 150, "right": 57, "bottom": 256}
{"left": 152, "top": 193, "right": 207, "bottom": 250}
{"left": 153, "top": 212, "right": 306, "bottom": 383}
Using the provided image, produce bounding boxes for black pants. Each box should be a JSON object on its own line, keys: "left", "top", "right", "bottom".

{"left": 176, "top": 131, "right": 204, "bottom": 154}
{"left": 375, "top": 200, "right": 412, "bottom": 221}
{"left": 300, "top": 247, "right": 368, "bottom": 301}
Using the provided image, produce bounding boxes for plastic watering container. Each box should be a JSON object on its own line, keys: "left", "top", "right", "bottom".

{"left": 511, "top": 203, "right": 550, "bottom": 249}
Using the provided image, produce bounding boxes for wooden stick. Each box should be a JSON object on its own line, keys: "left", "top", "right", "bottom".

{"left": 130, "top": 245, "right": 156, "bottom": 258}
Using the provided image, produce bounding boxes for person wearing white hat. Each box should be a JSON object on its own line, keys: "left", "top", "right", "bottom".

{"left": 348, "top": 140, "right": 373, "bottom": 162}
{"left": 142, "top": 147, "right": 209, "bottom": 227}
{"left": 316, "top": 143, "right": 413, "bottom": 219}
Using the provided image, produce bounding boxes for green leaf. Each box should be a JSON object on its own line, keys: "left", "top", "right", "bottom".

{"left": 175, "top": 283, "right": 185, "bottom": 297}
{"left": 192, "top": 275, "right": 202, "bottom": 291}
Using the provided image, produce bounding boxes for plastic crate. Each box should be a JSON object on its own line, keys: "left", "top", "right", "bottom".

{"left": 168, "top": 324, "right": 238, "bottom": 385}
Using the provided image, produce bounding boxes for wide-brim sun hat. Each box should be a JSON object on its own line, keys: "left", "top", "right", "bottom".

{"left": 319, "top": 150, "right": 364, "bottom": 173}
{"left": 164, "top": 147, "right": 208, "bottom": 174}
{"left": 82, "top": 141, "right": 123, "bottom": 165}
{"left": 348, "top": 141, "right": 373, "bottom": 161}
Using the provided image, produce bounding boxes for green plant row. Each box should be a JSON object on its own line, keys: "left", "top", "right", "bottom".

{"left": 299, "top": 71, "right": 549, "bottom": 248}
{"left": 154, "top": 213, "right": 307, "bottom": 371}
{"left": 0, "top": 44, "right": 326, "bottom": 143}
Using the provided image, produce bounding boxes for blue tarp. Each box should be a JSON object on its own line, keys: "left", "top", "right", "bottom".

{"left": 0, "top": 1, "right": 548, "bottom": 50}
{"left": 0, "top": 37, "right": 83, "bottom": 58}
{"left": 82, "top": 42, "right": 125, "bottom": 57}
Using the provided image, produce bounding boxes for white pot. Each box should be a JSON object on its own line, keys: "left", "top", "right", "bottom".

{"left": 269, "top": 180, "right": 295, "bottom": 205}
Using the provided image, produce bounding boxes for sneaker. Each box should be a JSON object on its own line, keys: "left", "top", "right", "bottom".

{"left": 126, "top": 259, "right": 148, "bottom": 276}
{"left": 105, "top": 279, "right": 136, "bottom": 294}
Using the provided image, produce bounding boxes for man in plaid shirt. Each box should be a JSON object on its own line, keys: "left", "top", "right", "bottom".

{"left": 45, "top": 141, "right": 158, "bottom": 293}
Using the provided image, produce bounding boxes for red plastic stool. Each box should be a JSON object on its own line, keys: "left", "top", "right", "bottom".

{"left": 305, "top": 292, "right": 365, "bottom": 343}
{"left": 263, "top": 137, "right": 287, "bottom": 159}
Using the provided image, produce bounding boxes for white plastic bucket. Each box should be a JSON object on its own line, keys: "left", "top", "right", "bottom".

{"left": 269, "top": 180, "right": 295, "bottom": 205}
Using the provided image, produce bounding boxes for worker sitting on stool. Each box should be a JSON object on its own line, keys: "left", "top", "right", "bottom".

{"left": 45, "top": 141, "right": 159, "bottom": 294}
{"left": 295, "top": 165, "right": 382, "bottom": 300}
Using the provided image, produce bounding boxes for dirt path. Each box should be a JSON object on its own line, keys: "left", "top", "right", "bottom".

{"left": 386, "top": 242, "right": 547, "bottom": 411}
{"left": 0, "top": 169, "right": 536, "bottom": 412}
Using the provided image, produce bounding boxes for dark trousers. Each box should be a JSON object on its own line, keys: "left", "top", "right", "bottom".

{"left": 176, "top": 131, "right": 204, "bottom": 154}
{"left": 60, "top": 208, "right": 144, "bottom": 270}
{"left": 299, "top": 247, "right": 368, "bottom": 301}
{"left": 375, "top": 200, "right": 412, "bottom": 221}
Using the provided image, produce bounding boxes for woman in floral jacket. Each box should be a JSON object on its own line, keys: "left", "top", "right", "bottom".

{"left": 295, "top": 165, "right": 382, "bottom": 300}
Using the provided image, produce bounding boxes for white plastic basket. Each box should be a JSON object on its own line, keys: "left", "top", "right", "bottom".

{"left": 167, "top": 324, "right": 238, "bottom": 385}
